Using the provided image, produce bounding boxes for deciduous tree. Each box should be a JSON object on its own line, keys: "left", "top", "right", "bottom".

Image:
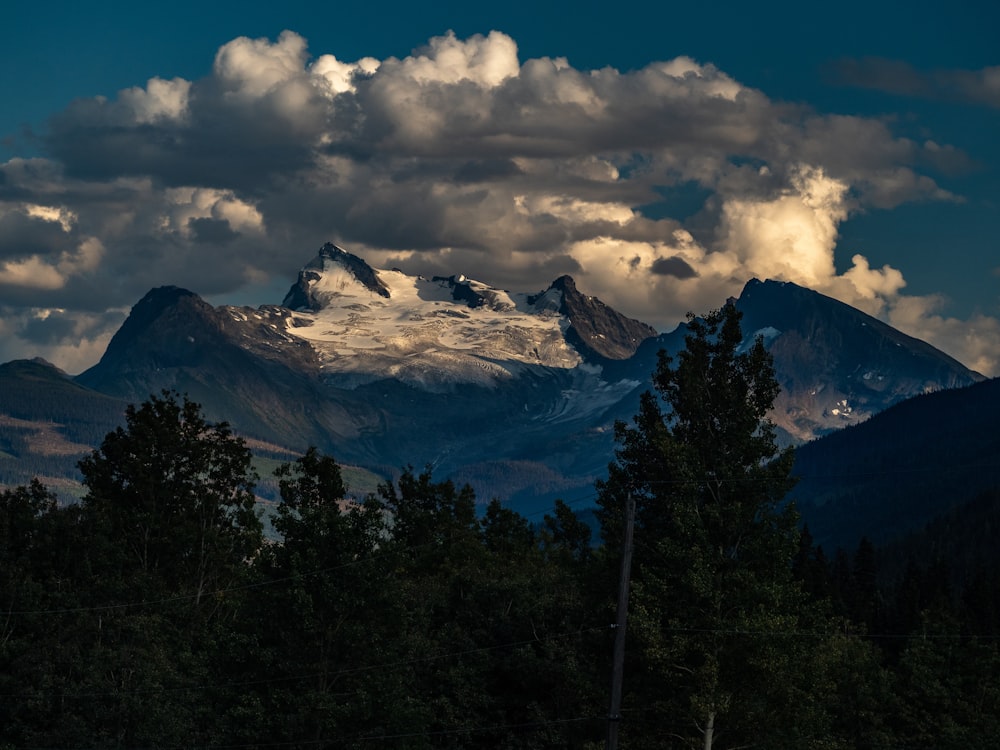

{"left": 79, "top": 389, "right": 262, "bottom": 605}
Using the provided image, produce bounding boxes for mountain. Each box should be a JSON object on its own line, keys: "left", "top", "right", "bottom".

{"left": 74, "top": 285, "right": 362, "bottom": 453}
{"left": 595, "top": 278, "right": 981, "bottom": 447}
{"left": 736, "top": 279, "right": 982, "bottom": 443}
{"left": 793, "top": 375, "right": 1000, "bottom": 553}
{"left": 6, "top": 244, "right": 984, "bottom": 520}
{"left": 274, "top": 243, "right": 656, "bottom": 390}
{"left": 76, "top": 244, "right": 660, "bottom": 505}
{"left": 0, "top": 358, "right": 126, "bottom": 494}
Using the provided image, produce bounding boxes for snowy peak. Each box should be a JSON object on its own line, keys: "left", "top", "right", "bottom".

{"left": 274, "top": 244, "right": 657, "bottom": 391}
{"left": 282, "top": 243, "right": 391, "bottom": 311}
{"left": 431, "top": 273, "right": 516, "bottom": 311}
{"left": 278, "top": 262, "right": 578, "bottom": 390}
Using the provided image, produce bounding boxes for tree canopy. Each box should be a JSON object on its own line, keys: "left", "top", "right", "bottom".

{"left": 2, "top": 341, "right": 999, "bottom": 748}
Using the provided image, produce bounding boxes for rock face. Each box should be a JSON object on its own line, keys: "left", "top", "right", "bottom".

{"left": 545, "top": 276, "right": 658, "bottom": 361}
{"left": 282, "top": 244, "right": 390, "bottom": 311}
{"left": 80, "top": 285, "right": 321, "bottom": 385}
{"left": 75, "top": 285, "right": 361, "bottom": 453}
{"left": 736, "top": 279, "right": 982, "bottom": 443}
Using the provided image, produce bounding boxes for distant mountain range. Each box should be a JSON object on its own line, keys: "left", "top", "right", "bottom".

{"left": 0, "top": 243, "right": 988, "bottom": 548}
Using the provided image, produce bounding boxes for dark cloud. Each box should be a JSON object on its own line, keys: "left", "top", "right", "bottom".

{"left": 831, "top": 58, "right": 1000, "bottom": 110}
{"left": 831, "top": 57, "right": 931, "bottom": 98}
{"left": 0, "top": 210, "right": 75, "bottom": 259}
{"left": 20, "top": 313, "right": 78, "bottom": 344}
{"left": 189, "top": 217, "right": 240, "bottom": 245}
{"left": 453, "top": 159, "right": 523, "bottom": 183}
{"left": 45, "top": 99, "right": 319, "bottom": 189}
{"left": 651, "top": 255, "right": 699, "bottom": 279}
{"left": 0, "top": 305, "right": 126, "bottom": 374}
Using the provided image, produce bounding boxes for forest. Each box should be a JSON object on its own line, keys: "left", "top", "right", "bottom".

{"left": 2, "top": 306, "right": 999, "bottom": 749}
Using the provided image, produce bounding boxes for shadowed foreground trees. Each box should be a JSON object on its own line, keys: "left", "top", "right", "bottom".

{"left": 1, "top": 391, "right": 265, "bottom": 748}
{"left": 79, "top": 390, "right": 263, "bottom": 602}
{"left": 0, "top": 393, "right": 604, "bottom": 747}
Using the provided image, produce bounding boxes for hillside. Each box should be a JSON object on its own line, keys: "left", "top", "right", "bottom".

{"left": 793, "top": 375, "right": 1000, "bottom": 551}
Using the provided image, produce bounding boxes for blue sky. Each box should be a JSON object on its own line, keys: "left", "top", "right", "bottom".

{"left": 1, "top": 0, "right": 998, "bottom": 374}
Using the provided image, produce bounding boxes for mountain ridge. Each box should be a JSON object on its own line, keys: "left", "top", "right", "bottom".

{"left": 3, "top": 244, "right": 986, "bottom": 538}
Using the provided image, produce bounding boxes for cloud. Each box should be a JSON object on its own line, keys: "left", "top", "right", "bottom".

{"left": 392, "top": 30, "right": 519, "bottom": 87}
{"left": 213, "top": 30, "right": 312, "bottom": 100}
{"left": 0, "top": 306, "right": 124, "bottom": 375}
{"left": 119, "top": 77, "right": 191, "bottom": 124}
{"left": 0, "top": 198, "right": 104, "bottom": 293}
{"left": 833, "top": 57, "right": 1000, "bottom": 109}
{"left": 887, "top": 294, "right": 1000, "bottom": 377}
{"left": 1, "top": 30, "right": 996, "bottom": 373}
{"left": 651, "top": 255, "right": 698, "bottom": 279}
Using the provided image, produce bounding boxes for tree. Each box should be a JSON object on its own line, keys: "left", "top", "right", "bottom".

{"left": 79, "top": 389, "right": 262, "bottom": 605}
{"left": 597, "top": 304, "right": 808, "bottom": 749}
{"left": 375, "top": 469, "right": 604, "bottom": 747}
{"left": 892, "top": 611, "right": 1000, "bottom": 748}
{"left": 66, "top": 391, "right": 264, "bottom": 747}
{"left": 232, "top": 448, "right": 411, "bottom": 747}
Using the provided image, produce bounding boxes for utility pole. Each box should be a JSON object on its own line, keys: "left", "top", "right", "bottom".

{"left": 606, "top": 491, "right": 636, "bottom": 750}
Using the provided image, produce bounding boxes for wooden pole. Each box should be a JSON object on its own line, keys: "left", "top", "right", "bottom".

{"left": 606, "top": 491, "right": 636, "bottom": 750}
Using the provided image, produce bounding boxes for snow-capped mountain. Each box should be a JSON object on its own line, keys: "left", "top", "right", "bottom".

{"left": 282, "top": 244, "right": 656, "bottom": 391}
{"left": 58, "top": 244, "right": 983, "bottom": 510}
{"left": 276, "top": 243, "right": 654, "bottom": 391}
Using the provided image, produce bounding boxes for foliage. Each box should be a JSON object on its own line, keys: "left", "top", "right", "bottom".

{"left": 597, "top": 304, "right": 821, "bottom": 748}
{"left": 78, "top": 389, "right": 262, "bottom": 596}
{"left": 1, "top": 359, "right": 999, "bottom": 747}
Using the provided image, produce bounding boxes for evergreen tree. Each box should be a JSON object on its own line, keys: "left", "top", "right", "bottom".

{"left": 376, "top": 469, "right": 604, "bottom": 747}
{"left": 597, "top": 304, "right": 810, "bottom": 749}
{"left": 232, "top": 448, "right": 412, "bottom": 747}
{"left": 848, "top": 536, "right": 879, "bottom": 631}
{"left": 892, "top": 611, "right": 1000, "bottom": 748}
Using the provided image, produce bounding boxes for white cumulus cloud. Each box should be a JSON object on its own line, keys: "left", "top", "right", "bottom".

{"left": 119, "top": 77, "right": 191, "bottom": 124}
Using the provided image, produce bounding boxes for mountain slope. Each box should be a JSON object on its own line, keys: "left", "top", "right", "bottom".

{"left": 0, "top": 359, "right": 126, "bottom": 491}
{"left": 737, "top": 279, "right": 982, "bottom": 442}
{"left": 75, "top": 286, "right": 369, "bottom": 454}
{"left": 544, "top": 274, "right": 657, "bottom": 361}
{"left": 597, "top": 278, "right": 982, "bottom": 446}
{"left": 793, "top": 375, "right": 1000, "bottom": 551}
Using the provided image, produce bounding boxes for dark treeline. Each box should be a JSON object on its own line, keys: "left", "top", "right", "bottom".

{"left": 3, "top": 307, "right": 1000, "bottom": 749}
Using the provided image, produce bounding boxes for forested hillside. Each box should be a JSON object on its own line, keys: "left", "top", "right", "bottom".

{"left": 2, "top": 310, "right": 998, "bottom": 748}
{"left": 793, "top": 375, "right": 1000, "bottom": 550}
{"left": 0, "top": 359, "right": 126, "bottom": 492}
